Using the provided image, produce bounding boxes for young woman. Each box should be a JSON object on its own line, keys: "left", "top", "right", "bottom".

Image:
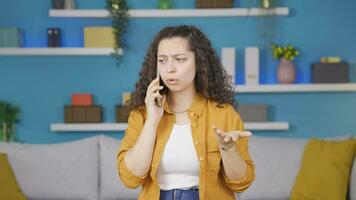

{"left": 117, "top": 25, "right": 255, "bottom": 200}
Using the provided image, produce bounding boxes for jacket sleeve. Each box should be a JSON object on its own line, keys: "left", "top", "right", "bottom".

{"left": 117, "top": 109, "right": 148, "bottom": 189}
{"left": 222, "top": 105, "right": 256, "bottom": 192}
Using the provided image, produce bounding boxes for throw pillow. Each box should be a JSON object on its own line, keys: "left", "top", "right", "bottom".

{"left": 350, "top": 136, "right": 356, "bottom": 200}
{"left": 0, "top": 153, "right": 27, "bottom": 200}
{"left": 290, "top": 139, "right": 356, "bottom": 200}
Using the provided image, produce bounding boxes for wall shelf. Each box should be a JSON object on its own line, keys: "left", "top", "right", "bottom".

{"left": 0, "top": 48, "right": 119, "bottom": 56}
{"left": 235, "top": 83, "right": 356, "bottom": 93}
{"left": 51, "top": 123, "right": 128, "bottom": 132}
{"left": 244, "top": 122, "right": 289, "bottom": 131}
{"left": 49, "top": 7, "right": 289, "bottom": 18}
{"left": 50, "top": 122, "right": 289, "bottom": 132}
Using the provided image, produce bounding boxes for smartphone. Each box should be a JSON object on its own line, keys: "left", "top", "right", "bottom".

{"left": 155, "top": 70, "right": 162, "bottom": 108}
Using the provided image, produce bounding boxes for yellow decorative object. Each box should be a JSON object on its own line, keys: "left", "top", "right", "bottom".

{"left": 320, "top": 56, "right": 341, "bottom": 63}
{"left": 261, "top": 0, "right": 271, "bottom": 8}
{"left": 122, "top": 92, "right": 131, "bottom": 105}
{"left": 0, "top": 153, "right": 27, "bottom": 200}
{"left": 290, "top": 138, "right": 356, "bottom": 200}
{"left": 84, "top": 27, "right": 115, "bottom": 47}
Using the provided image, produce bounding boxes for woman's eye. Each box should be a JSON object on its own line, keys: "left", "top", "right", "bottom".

{"left": 177, "top": 58, "right": 186, "bottom": 62}
{"left": 158, "top": 59, "right": 166, "bottom": 64}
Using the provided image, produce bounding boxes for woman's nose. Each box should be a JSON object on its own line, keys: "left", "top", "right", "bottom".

{"left": 166, "top": 59, "right": 176, "bottom": 72}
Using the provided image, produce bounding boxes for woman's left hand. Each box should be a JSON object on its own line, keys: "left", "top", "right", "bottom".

{"left": 212, "top": 125, "right": 252, "bottom": 150}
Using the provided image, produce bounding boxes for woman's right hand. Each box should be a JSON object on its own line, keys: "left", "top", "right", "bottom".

{"left": 145, "top": 77, "right": 166, "bottom": 125}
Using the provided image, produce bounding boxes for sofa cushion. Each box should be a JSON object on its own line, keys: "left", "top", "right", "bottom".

{"left": 0, "top": 136, "right": 99, "bottom": 200}
{"left": 238, "top": 135, "right": 351, "bottom": 200}
{"left": 238, "top": 136, "right": 307, "bottom": 200}
{"left": 0, "top": 153, "right": 27, "bottom": 200}
{"left": 290, "top": 139, "right": 356, "bottom": 200}
{"left": 99, "top": 135, "right": 140, "bottom": 200}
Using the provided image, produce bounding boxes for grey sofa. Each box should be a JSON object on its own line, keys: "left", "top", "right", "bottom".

{"left": 1, "top": 134, "right": 355, "bottom": 200}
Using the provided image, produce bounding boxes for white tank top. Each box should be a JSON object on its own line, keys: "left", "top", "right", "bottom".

{"left": 157, "top": 123, "right": 200, "bottom": 190}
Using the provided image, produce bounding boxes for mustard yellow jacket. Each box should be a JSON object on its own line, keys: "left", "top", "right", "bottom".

{"left": 117, "top": 93, "right": 255, "bottom": 200}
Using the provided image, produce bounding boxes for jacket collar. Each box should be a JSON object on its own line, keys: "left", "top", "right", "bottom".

{"left": 163, "top": 92, "right": 207, "bottom": 117}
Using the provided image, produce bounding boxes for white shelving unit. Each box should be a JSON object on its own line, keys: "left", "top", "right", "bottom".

{"left": 235, "top": 83, "right": 356, "bottom": 93}
{"left": 50, "top": 122, "right": 289, "bottom": 132}
{"left": 49, "top": 7, "right": 289, "bottom": 18}
{"left": 0, "top": 48, "right": 120, "bottom": 56}
{"left": 44, "top": 7, "right": 353, "bottom": 133}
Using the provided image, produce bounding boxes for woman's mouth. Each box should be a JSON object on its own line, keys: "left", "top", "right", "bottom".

{"left": 166, "top": 79, "right": 178, "bottom": 85}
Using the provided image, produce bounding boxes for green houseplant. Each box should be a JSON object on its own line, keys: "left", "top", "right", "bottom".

{"left": 272, "top": 44, "right": 300, "bottom": 84}
{"left": 106, "top": 0, "right": 129, "bottom": 66}
{"left": 0, "top": 100, "right": 20, "bottom": 142}
{"left": 158, "top": 0, "right": 173, "bottom": 9}
{"left": 272, "top": 44, "right": 300, "bottom": 61}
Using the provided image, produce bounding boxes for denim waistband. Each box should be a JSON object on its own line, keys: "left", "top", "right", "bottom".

{"left": 160, "top": 186, "right": 199, "bottom": 200}
{"left": 161, "top": 186, "right": 199, "bottom": 192}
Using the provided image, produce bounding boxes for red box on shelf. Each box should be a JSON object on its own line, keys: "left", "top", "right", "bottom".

{"left": 71, "top": 93, "right": 93, "bottom": 106}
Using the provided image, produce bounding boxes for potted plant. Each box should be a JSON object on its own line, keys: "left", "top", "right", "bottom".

{"left": 106, "top": 0, "right": 129, "bottom": 66}
{"left": 158, "top": 0, "right": 173, "bottom": 9}
{"left": 272, "top": 44, "right": 300, "bottom": 84}
{"left": 0, "top": 100, "right": 20, "bottom": 142}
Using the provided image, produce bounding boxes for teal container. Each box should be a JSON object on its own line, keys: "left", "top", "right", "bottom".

{"left": 0, "top": 27, "right": 23, "bottom": 47}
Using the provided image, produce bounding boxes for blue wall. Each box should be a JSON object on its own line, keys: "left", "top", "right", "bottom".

{"left": 0, "top": 0, "right": 355, "bottom": 143}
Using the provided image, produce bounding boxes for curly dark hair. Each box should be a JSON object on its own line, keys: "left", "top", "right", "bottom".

{"left": 127, "top": 25, "right": 235, "bottom": 111}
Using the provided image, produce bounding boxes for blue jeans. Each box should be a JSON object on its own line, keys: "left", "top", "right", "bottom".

{"left": 160, "top": 186, "right": 199, "bottom": 200}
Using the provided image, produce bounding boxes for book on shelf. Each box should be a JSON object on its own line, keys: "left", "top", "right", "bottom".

{"left": 47, "top": 28, "right": 61, "bottom": 47}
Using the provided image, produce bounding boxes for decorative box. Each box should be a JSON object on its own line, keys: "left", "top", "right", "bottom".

{"left": 236, "top": 104, "right": 268, "bottom": 122}
{"left": 116, "top": 105, "right": 131, "bottom": 123}
{"left": 85, "top": 106, "right": 102, "bottom": 123}
{"left": 84, "top": 27, "right": 115, "bottom": 48}
{"left": 196, "top": 0, "right": 233, "bottom": 8}
{"left": 0, "top": 27, "right": 23, "bottom": 47}
{"left": 71, "top": 93, "right": 93, "bottom": 106}
{"left": 65, "top": 105, "right": 102, "bottom": 123}
{"left": 122, "top": 92, "right": 131, "bottom": 105}
{"left": 311, "top": 62, "right": 349, "bottom": 83}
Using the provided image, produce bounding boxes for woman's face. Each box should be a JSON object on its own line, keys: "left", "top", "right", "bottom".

{"left": 157, "top": 37, "right": 196, "bottom": 93}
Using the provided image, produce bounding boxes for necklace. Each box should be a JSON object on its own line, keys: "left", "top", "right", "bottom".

{"left": 171, "top": 109, "right": 188, "bottom": 114}
{"left": 167, "top": 95, "right": 193, "bottom": 115}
